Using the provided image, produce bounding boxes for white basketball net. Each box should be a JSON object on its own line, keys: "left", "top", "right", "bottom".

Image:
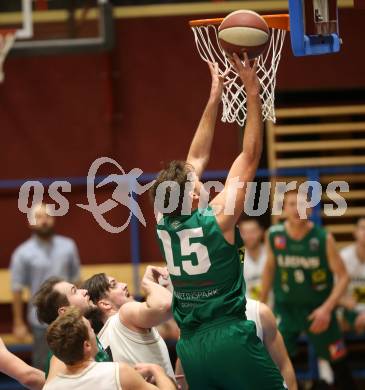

{"left": 191, "top": 23, "right": 286, "bottom": 126}
{"left": 0, "top": 31, "right": 16, "bottom": 84}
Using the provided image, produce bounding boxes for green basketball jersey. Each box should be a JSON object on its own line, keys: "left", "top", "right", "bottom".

{"left": 156, "top": 206, "right": 246, "bottom": 332}
{"left": 268, "top": 223, "right": 333, "bottom": 306}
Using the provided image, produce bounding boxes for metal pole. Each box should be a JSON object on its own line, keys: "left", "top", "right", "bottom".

{"left": 307, "top": 168, "right": 322, "bottom": 226}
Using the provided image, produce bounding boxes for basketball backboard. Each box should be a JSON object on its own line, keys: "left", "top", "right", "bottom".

{"left": 289, "top": 0, "right": 341, "bottom": 56}
{"left": 0, "top": 0, "right": 114, "bottom": 56}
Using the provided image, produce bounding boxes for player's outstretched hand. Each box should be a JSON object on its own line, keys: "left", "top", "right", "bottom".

{"left": 231, "top": 52, "right": 260, "bottom": 96}
{"left": 134, "top": 363, "right": 165, "bottom": 384}
{"left": 143, "top": 265, "right": 169, "bottom": 284}
{"left": 308, "top": 305, "right": 331, "bottom": 334}
{"left": 207, "top": 61, "right": 229, "bottom": 103}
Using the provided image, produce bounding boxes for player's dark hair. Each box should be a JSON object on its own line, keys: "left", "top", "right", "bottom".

{"left": 150, "top": 160, "right": 194, "bottom": 217}
{"left": 84, "top": 306, "right": 105, "bottom": 334}
{"left": 83, "top": 273, "right": 110, "bottom": 304}
{"left": 33, "top": 277, "right": 69, "bottom": 325}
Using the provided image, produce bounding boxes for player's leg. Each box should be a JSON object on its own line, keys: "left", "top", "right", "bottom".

{"left": 274, "top": 303, "right": 301, "bottom": 358}
{"left": 214, "top": 320, "right": 286, "bottom": 390}
{"left": 178, "top": 319, "right": 286, "bottom": 390}
{"left": 177, "top": 336, "right": 218, "bottom": 390}
{"left": 308, "top": 313, "right": 357, "bottom": 390}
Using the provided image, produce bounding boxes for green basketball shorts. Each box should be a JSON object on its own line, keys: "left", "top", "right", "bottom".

{"left": 177, "top": 317, "right": 286, "bottom": 390}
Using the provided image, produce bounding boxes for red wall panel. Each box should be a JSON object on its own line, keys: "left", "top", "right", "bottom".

{"left": 0, "top": 54, "right": 113, "bottom": 179}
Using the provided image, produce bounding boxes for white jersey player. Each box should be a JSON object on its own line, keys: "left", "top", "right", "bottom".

{"left": 83, "top": 266, "right": 175, "bottom": 378}
{"left": 239, "top": 219, "right": 267, "bottom": 300}
{"left": 44, "top": 307, "right": 176, "bottom": 390}
{"left": 340, "top": 217, "right": 365, "bottom": 332}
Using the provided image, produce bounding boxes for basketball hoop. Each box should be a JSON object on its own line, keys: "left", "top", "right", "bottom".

{"left": 189, "top": 15, "right": 290, "bottom": 126}
{"left": 0, "top": 29, "right": 16, "bottom": 83}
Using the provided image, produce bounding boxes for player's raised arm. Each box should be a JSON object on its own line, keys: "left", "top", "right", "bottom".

{"left": 120, "top": 266, "right": 172, "bottom": 329}
{"left": 211, "top": 52, "right": 262, "bottom": 238}
{"left": 186, "top": 62, "right": 226, "bottom": 178}
{"left": 0, "top": 337, "right": 45, "bottom": 390}
{"left": 259, "top": 303, "right": 297, "bottom": 390}
{"left": 260, "top": 232, "right": 276, "bottom": 303}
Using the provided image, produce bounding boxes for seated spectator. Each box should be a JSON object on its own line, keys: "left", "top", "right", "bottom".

{"left": 43, "top": 307, "right": 176, "bottom": 390}
{"left": 238, "top": 218, "right": 267, "bottom": 300}
{"left": 340, "top": 217, "right": 365, "bottom": 333}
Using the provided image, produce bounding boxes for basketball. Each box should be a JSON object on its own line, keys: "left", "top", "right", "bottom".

{"left": 218, "top": 10, "right": 270, "bottom": 60}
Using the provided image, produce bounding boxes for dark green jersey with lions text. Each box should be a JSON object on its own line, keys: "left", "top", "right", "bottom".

{"left": 268, "top": 223, "right": 333, "bottom": 306}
